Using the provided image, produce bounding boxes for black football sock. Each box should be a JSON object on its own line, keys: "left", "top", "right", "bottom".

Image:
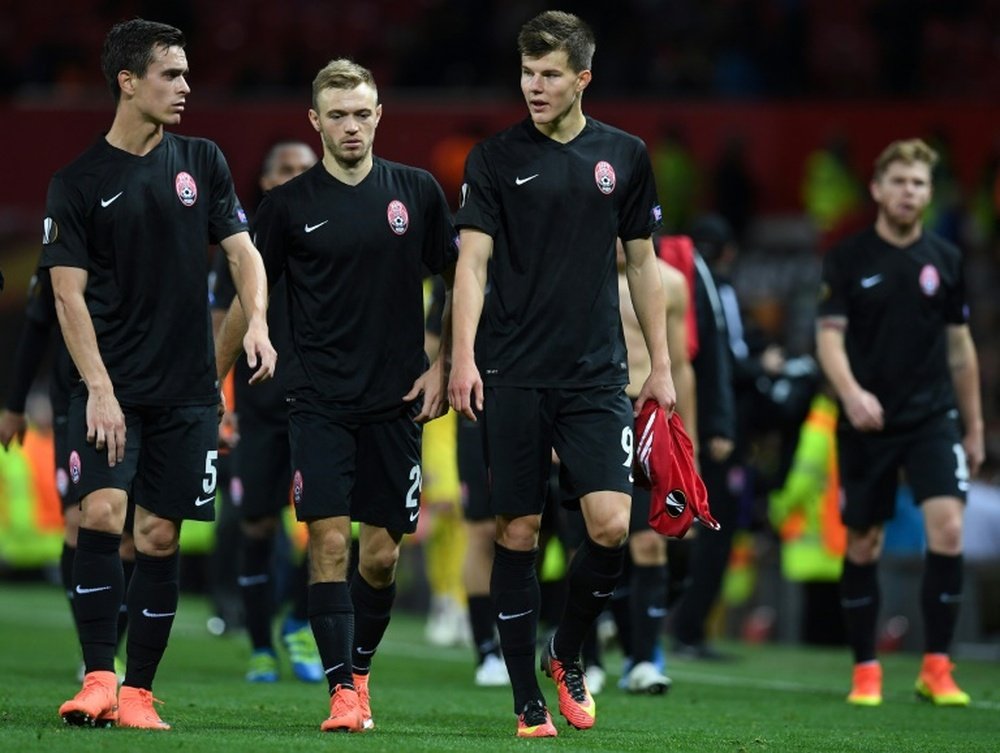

{"left": 124, "top": 550, "right": 180, "bottom": 690}
{"left": 609, "top": 581, "right": 633, "bottom": 658}
{"left": 922, "top": 551, "right": 963, "bottom": 654}
{"left": 631, "top": 563, "right": 668, "bottom": 664}
{"left": 60, "top": 542, "right": 84, "bottom": 650}
{"left": 309, "top": 581, "right": 354, "bottom": 694}
{"left": 468, "top": 593, "right": 500, "bottom": 663}
{"left": 74, "top": 528, "right": 124, "bottom": 673}
{"left": 116, "top": 557, "right": 135, "bottom": 653}
{"left": 840, "top": 559, "right": 880, "bottom": 664}
{"left": 288, "top": 556, "right": 311, "bottom": 623}
{"left": 240, "top": 534, "right": 275, "bottom": 651}
{"left": 349, "top": 570, "right": 396, "bottom": 675}
{"left": 552, "top": 537, "right": 625, "bottom": 663}
{"left": 492, "top": 543, "right": 541, "bottom": 712}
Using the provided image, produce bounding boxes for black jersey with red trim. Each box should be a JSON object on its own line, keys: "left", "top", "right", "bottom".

{"left": 254, "top": 158, "right": 457, "bottom": 420}
{"left": 38, "top": 133, "right": 248, "bottom": 406}
{"left": 818, "top": 227, "right": 968, "bottom": 429}
{"left": 455, "top": 117, "right": 662, "bottom": 388}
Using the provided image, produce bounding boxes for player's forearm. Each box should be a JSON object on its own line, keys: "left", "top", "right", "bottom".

{"left": 450, "top": 258, "right": 486, "bottom": 362}
{"left": 626, "top": 255, "right": 670, "bottom": 373}
{"left": 950, "top": 340, "right": 983, "bottom": 441}
{"left": 228, "top": 247, "right": 268, "bottom": 329}
{"left": 52, "top": 289, "right": 113, "bottom": 395}
{"left": 215, "top": 299, "right": 249, "bottom": 383}
{"left": 815, "top": 323, "right": 861, "bottom": 403}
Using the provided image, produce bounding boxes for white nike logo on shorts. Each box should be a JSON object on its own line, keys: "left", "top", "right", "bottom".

{"left": 194, "top": 494, "right": 215, "bottom": 506}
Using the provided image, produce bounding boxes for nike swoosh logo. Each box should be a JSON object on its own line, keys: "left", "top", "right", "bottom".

{"left": 515, "top": 174, "right": 539, "bottom": 186}
{"left": 100, "top": 191, "right": 123, "bottom": 208}
{"left": 860, "top": 274, "right": 883, "bottom": 289}
{"left": 304, "top": 220, "right": 329, "bottom": 233}
{"left": 324, "top": 663, "right": 345, "bottom": 675}
{"left": 497, "top": 609, "right": 533, "bottom": 621}
{"left": 592, "top": 590, "right": 614, "bottom": 598}
{"left": 75, "top": 584, "right": 112, "bottom": 595}
{"left": 142, "top": 608, "right": 176, "bottom": 618}
{"left": 194, "top": 494, "right": 215, "bottom": 506}
{"left": 356, "top": 647, "right": 376, "bottom": 656}
{"left": 409, "top": 510, "right": 420, "bottom": 522}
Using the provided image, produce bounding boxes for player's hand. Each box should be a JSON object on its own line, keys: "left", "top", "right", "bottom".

{"left": 843, "top": 388, "right": 884, "bottom": 432}
{"left": 406, "top": 359, "right": 449, "bottom": 423}
{"left": 448, "top": 355, "right": 483, "bottom": 421}
{"left": 243, "top": 320, "right": 277, "bottom": 384}
{"left": 0, "top": 409, "right": 28, "bottom": 450}
{"left": 964, "top": 431, "right": 985, "bottom": 478}
{"left": 634, "top": 366, "right": 676, "bottom": 418}
{"left": 86, "top": 388, "right": 126, "bottom": 466}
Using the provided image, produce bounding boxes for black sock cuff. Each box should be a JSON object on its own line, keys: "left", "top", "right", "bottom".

{"left": 77, "top": 527, "right": 122, "bottom": 554}
{"left": 309, "top": 581, "right": 352, "bottom": 616}
{"left": 842, "top": 559, "right": 877, "bottom": 579}
{"left": 350, "top": 570, "right": 396, "bottom": 610}
{"left": 926, "top": 551, "right": 962, "bottom": 569}
{"left": 494, "top": 543, "right": 538, "bottom": 569}
{"left": 578, "top": 536, "right": 626, "bottom": 576}
{"left": 134, "top": 550, "right": 179, "bottom": 582}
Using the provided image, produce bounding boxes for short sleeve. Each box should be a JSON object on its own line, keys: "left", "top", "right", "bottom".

{"left": 618, "top": 141, "right": 662, "bottom": 241}
{"left": 421, "top": 173, "right": 459, "bottom": 275}
{"left": 817, "top": 245, "right": 849, "bottom": 319}
{"left": 454, "top": 142, "right": 500, "bottom": 237}
{"left": 39, "top": 174, "right": 89, "bottom": 271}
{"left": 207, "top": 142, "right": 250, "bottom": 244}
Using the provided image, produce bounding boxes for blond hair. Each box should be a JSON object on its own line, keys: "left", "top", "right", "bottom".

{"left": 311, "top": 59, "right": 377, "bottom": 110}
{"left": 873, "top": 138, "right": 939, "bottom": 181}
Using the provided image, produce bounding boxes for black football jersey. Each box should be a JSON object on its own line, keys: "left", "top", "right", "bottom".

{"left": 254, "top": 158, "right": 457, "bottom": 420}
{"left": 455, "top": 117, "right": 662, "bottom": 388}
{"left": 23, "top": 267, "right": 73, "bottom": 415}
{"left": 39, "top": 133, "right": 248, "bottom": 406}
{"left": 818, "top": 227, "right": 968, "bottom": 429}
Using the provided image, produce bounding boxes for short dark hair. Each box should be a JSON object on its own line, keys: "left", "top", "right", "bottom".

{"left": 101, "top": 18, "right": 185, "bottom": 102}
{"left": 517, "top": 10, "right": 595, "bottom": 73}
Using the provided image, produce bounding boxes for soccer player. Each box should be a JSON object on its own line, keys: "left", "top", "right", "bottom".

{"left": 816, "top": 138, "right": 984, "bottom": 707}
{"left": 1, "top": 267, "right": 134, "bottom": 683}
{"left": 616, "top": 239, "right": 695, "bottom": 694}
{"left": 448, "top": 11, "right": 675, "bottom": 737}
{"left": 214, "top": 58, "right": 457, "bottom": 733}
{"left": 209, "top": 141, "right": 324, "bottom": 683}
{"left": 45, "top": 19, "right": 275, "bottom": 729}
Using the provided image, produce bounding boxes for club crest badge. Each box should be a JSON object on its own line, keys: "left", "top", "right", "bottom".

{"left": 292, "top": 470, "right": 304, "bottom": 505}
{"left": 594, "top": 161, "right": 616, "bottom": 195}
{"left": 69, "top": 450, "right": 82, "bottom": 485}
{"left": 919, "top": 264, "right": 940, "bottom": 296}
{"left": 387, "top": 200, "right": 409, "bottom": 235}
{"left": 175, "top": 171, "right": 198, "bottom": 206}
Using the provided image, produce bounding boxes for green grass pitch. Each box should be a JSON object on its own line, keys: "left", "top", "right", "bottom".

{"left": 0, "top": 582, "right": 997, "bottom": 752}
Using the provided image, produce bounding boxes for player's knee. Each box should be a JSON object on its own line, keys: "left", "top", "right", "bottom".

{"left": 629, "top": 530, "right": 665, "bottom": 564}
{"left": 135, "top": 519, "right": 180, "bottom": 556}
{"left": 496, "top": 516, "right": 540, "bottom": 551}
{"left": 928, "top": 518, "right": 963, "bottom": 555}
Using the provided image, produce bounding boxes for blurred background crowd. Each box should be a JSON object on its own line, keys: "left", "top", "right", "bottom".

{"left": 1, "top": 0, "right": 999, "bottom": 668}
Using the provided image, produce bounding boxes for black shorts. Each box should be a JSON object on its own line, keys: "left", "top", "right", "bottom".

{"left": 53, "top": 414, "right": 78, "bottom": 510}
{"left": 287, "top": 405, "right": 422, "bottom": 533}
{"left": 231, "top": 412, "right": 291, "bottom": 520}
{"left": 483, "top": 385, "right": 633, "bottom": 518}
{"left": 838, "top": 410, "right": 968, "bottom": 530}
{"left": 67, "top": 395, "right": 219, "bottom": 522}
{"left": 457, "top": 413, "right": 491, "bottom": 522}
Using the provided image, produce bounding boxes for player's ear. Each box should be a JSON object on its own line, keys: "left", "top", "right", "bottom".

{"left": 307, "top": 108, "right": 321, "bottom": 133}
{"left": 117, "top": 70, "right": 135, "bottom": 98}
{"left": 576, "top": 69, "right": 592, "bottom": 93}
